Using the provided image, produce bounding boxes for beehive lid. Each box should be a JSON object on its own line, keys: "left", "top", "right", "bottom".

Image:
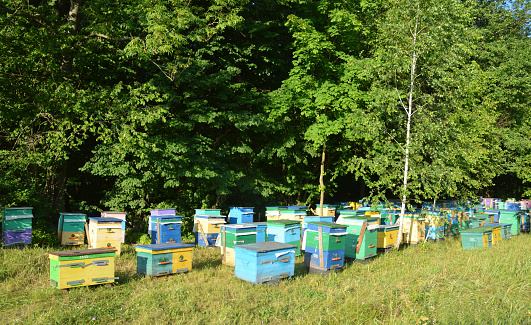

{"left": 134, "top": 243, "right": 194, "bottom": 251}
{"left": 49, "top": 248, "right": 116, "bottom": 257}
{"left": 378, "top": 225, "right": 400, "bottom": 231}
{"left": 461, "top": 228, "right": 491, "bottom": 233}
{"left": 267, "top": 220, "right": 301, "bottom": 226}
{"left": 307, "top": 221, "right": 345, "bottom": 228}
{"left": 88, "top": 217, "right": 123, "bottom": 222}
{"left": 235, "top": 241, "right": 296, "bottom": 252}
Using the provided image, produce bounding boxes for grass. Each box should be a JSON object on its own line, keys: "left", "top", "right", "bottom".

{"left": 1, "top": 235, "right": 531, "bottom": 324}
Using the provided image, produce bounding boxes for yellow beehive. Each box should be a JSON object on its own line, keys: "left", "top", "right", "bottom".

{"left": 376, "top": 225, "right": 399, "bottom": 249}
{"left": 88, "top": 217, "right": 122, "bottom": 256}
{"left": 222, "top": 246, "right": 236, "bottom": 267}
{"left": 61, "top": 231, "right": 85, "bottom": 246}
{"left": 194, "top": 216, "right": 225, "bottom": 234}
{"left": 399, "top": 215, "right": 426, "bottom": 245}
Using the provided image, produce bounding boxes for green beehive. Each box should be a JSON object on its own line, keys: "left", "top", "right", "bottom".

{"left": 338, "top": 216, "right": 378, "bottom": 261}
{"left": 499, "top": 210, "right": 522, "bottom": 236}
{"left": 460, "top": 228, "right": 491, "bottom": 250}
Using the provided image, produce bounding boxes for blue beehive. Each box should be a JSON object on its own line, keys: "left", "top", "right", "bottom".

{"left": 234, "top": 241, "right": 296, "bottom": 284}
{"left": 303, "top": 216, "right": 334, "bottom": 232}
{"left": 228, "top": 207, "right": 254, "bottom": 224}
{"left": 304, "top": 222, "right": 347, "bottom": 271}
{"left": 243, "top": 222, "right": 267, "bottom": 243}
{"left": 194, "top": 212, "right": 226, "bottom": 248}
{"left": 266, "top": 220, "right": 301, "bottom": 255}
{"left": 484, "top": 210, "right": 500, "bottom": 223}
{"left": 150, "top": 215, "right": 182, "bottom": 244}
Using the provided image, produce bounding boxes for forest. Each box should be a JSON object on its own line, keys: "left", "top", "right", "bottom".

{"left": 1, "top": 0, "right": 530, "bottom": 236}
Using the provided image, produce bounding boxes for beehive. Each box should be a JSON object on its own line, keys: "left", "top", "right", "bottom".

{"left": 101, "top": 211, "right": 126, "bottom": 243}
{"left": 482, "top": 225, "right": 502, "bottom": 245}
{"left": 377, "top": 225, "right": 399, "bottom": 250}
{"left": 58, "top": 212, "right": 86, "bottom": 246}
{"left": 265, "top": 206, "right": 286, "bottom": 221}
{"left": 234, "top": 242, "right": 296, "bottom": 284}
{"left": 279, "top": 207, "right": 306, "bottom": 222}
{"left": 425, "top": 213, "right": 446, "bottom": 240}
{"left": 521, "top": 213, "right": 530, "bottom": 233}
{"left": 266, "top": 220, "right": 301, "bottom": 256}
{"left": 150, "top": 215, "right": 182, "bottom": 244}
{"left": 315, "top": 204, "right": 336, "bottom": 217}
{"left": 87, "top": 217, "right": 123, "bottom": 256}
{"left": 336, "top": 210, "right": 365, "bottom": 224}
{"left": 134, "top": 243, "right": 194, "bottom": 277}
{"left": 338, "top": 216, "right": 378, "bottom": 261}
{"left": 499, "top": 210, "right": 522, "bottom": 236}
{"left": 48, "top": 248, "right": 117, "bottom": 289}
{"left": 398, "top": 215, "right": 426, "bottom": 245}
{"left": 302, "top": 216, "right": 334, "bottom": 232}
{"left": 304, "top": 222, "right": 347, "bottom": 271}
{"left": 194, "top": 213, "right": 226, "bottom": 247}
{"left": 460, "top": 228, "right": 491, "bottom": 250}
{"left": 219, "top": 224, "right": 257, "bottom": 267}
{"left": 228, "top": 207, "right": 254, "bottom": 224}
{"left": 243, "top": 222, "right": 267, "bottom": 243}
{"left": 2, "top": 207, "right": 33, "bottom": 247}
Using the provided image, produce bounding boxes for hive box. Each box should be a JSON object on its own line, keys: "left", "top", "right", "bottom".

{"left": 219, "top": 224, "right": 257, "bottom": 267}
{"left": 150, "top": 215, "right": 182, "bottom": 244}
{"left": 101, "top": 211, "right": 126, "bottom": 243}
{"left": 481, "top": 225, "right": 502, "bottom": 245}
{"left": 234, "top": 241, "right": 296, "bottom": 284}
{"left": 266, "top": 220, "right": 301, "bottom": 255}
{"left": 339, "top": 216, "right": 378, "bottom": 261}
{"left": 304, "top": 222, "right": 347, "bottom": 271}
{"left": 58, "top": 212, "right": 86, "bottom": 246}
{"left": 228, "top": 207, "right": 254, "bottom": 224}
{"left": 499, "top": 210, "right": 522, "bottom": 236}
{"left": 399, "top": 215, "right": 426, "bottom": 245}
{"left": 2, "top": 207, "right": 33, "bottom": 247}
{"left": 48, "top": 248, "right": 117, "bottom": 289}
{"left": 377, "top": 225, "right": 399, "bottom": 251}
{"left": 134, "top": 243, "right": 194, "bottom": 277}
{"left": 243, "top": 222, "right": 267, "bottom": 243}
{"left": 88, "top": 217, "right": 123, "bottom": 256}
{"left": 460, "top": 228, "right": 492, "bottom": 250}
{"left": 194, "top": 214, "right": 226, "bottom": 247}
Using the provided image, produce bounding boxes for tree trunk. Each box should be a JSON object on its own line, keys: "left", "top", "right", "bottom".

{"left": 319, "top": 144, "right": 326, "bottom": 216}
{"left": 395, "top": 5, "right": 419, "bottom": 249}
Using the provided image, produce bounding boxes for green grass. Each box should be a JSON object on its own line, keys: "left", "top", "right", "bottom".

{"left": 1, "top": 235, "right": 531, "bottom": 324}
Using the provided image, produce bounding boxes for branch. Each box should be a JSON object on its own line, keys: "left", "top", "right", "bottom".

{"left": 0, "top": 4, "right": 50, "bottom": 25}
{"left": 83, "top": 33, "right": 137, "bottom": 42}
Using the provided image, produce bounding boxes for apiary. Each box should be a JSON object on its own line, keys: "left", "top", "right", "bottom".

{"left": 48, "top": 248, "right": 117, "bottom": 289}
{"left": 234, "top": 241, "right": 296, "bottom": 284}
{"left": 101, "top": 211, "right": 126, "bottom": 243}
{"left": 134, "top": 243, "right": 194, "bottom": 277}
{"left": 87, "top": 217, "right": 123, "bottom": 256}
{"left": 228, "top": 207, "right": 254, "bottom": 224}
{"left": 2, "top": 207, "right": 33, "bottom": 247}
{"left": 58, "top": 212, "right": 86, "bottom": 246}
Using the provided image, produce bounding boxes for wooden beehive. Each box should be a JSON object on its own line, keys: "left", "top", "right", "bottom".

{"left": 101, "top": 211, "right": 126, "bottom": 243}
{"left": 220, "top": 224, "right": 257, "bottom": 267}
{"left": 150, "top": 215, "right": 182, "bottom": 244}
{"left": 87, "top": 217, "right": 123, "bottom": 256}
{"left": 243, "top": 222, "right": 267, "bottom": 243}
{"left": 134, "top": 243, "right": 194, "bottom": 277}
{"left": 234, "top": 241, "right": 296, "bottom": 284}
{"left": 499, "top": 210, "right": 522, "bottom": 236}
{"left": 58, "top": 212, "right": 86, "bottom": 246}
{"left": 460, "top": 228, "right": 491, "bottom": 250}
{"left": 338, "top": 216, "right": 378, "bottom": 261}
{"left": 399, "top": 215, "right": 426, "bottom": 245}
{"left": 2, "top": 207, "right": 33, "bottom": 247}
{"left": 228, "top": 207, "right": 254, "bottom": 224}
{"left": 482, "top": 225, "right": 502, "bottom": 245}
{"left": 48, "top": 248, "right": 117, "bottom": 289}
{"left": 194, "top": 214, "right": 226, "bottom": 247}
{"left": 304, "top": 222, "right": 347, "bottom": 271}
{"left": 266, "top": 220, "right": 301, "bottom": 255}
{"left": 376, "top": 225, "right": 399, "bottom": 250}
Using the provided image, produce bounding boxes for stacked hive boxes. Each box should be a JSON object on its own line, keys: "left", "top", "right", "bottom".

{"left": 339, "top": 216, "right": 378, "bottom": 262}
{"left": 2, "top": 207, "right": 33, "bottom": 247}
{"left": 88, "top": 217, "right": 123, "bottom": 256}
{"left": 266, "top": 220, "right": 301, "bottom": 256}
{"left": 243, "top": 222, "right": 267, "bottom": 243}
{"left": 482, "top": 225, "right": 502, "bottom": 245}
{"left": 150, "top": 209, "right": 181, "bottom": 245}
{"left": 302, "top": 215, "right": 334, "bottom": 233}
{"left": 279, "top": 206, "right": 306, "bottom": 222}
{"left": 234, "top": 242, "right": 296, "bottom": 284}
{"left": 134, "top": 243, "right": 194, "bottom": 277}
{"left": 58, "top": 212, "right": 86, "bottom": 246}
{"left": 101, "top": 211, "right": 126, "bottom": 243}
{"left": 265, "top": 206, "right": 285, "bottom": 221}
{"left": 219, "top": 224, "right": 257, "bottom": 266}
{"left": 48, "top": 248, "right": 118, "bottom": 289}
{"left": 228, "top": 207, "right": 254, "bottom": 224}
{"left": 304, "top": 222, "right": 347, "bottom": 273}
{"left": 315, "top": 204, "right": 336, "bottom": 217}
{"left": 499, "top": 210, "right": 522, "bottom": 236}
{"left": 194, "top": 209, "right": 226, "bottom": 247}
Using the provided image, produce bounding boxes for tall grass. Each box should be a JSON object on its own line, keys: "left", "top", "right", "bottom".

{"left": 1, "top": 235, "right": 530, "bottom": 324}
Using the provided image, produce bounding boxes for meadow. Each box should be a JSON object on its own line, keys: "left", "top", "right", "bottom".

{"left": 1, "top": 235, "right": 530, "bottom": 324}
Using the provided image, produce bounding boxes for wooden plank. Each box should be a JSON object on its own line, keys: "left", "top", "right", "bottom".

{"left": 318, "top": 226, "right": 324, "bottom": 269}
{"left": 355, "top": 221, "right": 367, "bottom": 254}
{"left": 157, "top": 219, "right": 161, "bottom": 244}
{"left": 222, "top": 228, "right": 226, "bottom": 263}
{"left": 198, "top": 222, "right": 209, "bottom": 247}
{"left": 85, "top": 223, "right": 91, "bottom": 247}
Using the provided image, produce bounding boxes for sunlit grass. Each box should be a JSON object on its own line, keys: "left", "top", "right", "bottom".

{"left": 1, "top": 234, "right": 530, "bottom": 324}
